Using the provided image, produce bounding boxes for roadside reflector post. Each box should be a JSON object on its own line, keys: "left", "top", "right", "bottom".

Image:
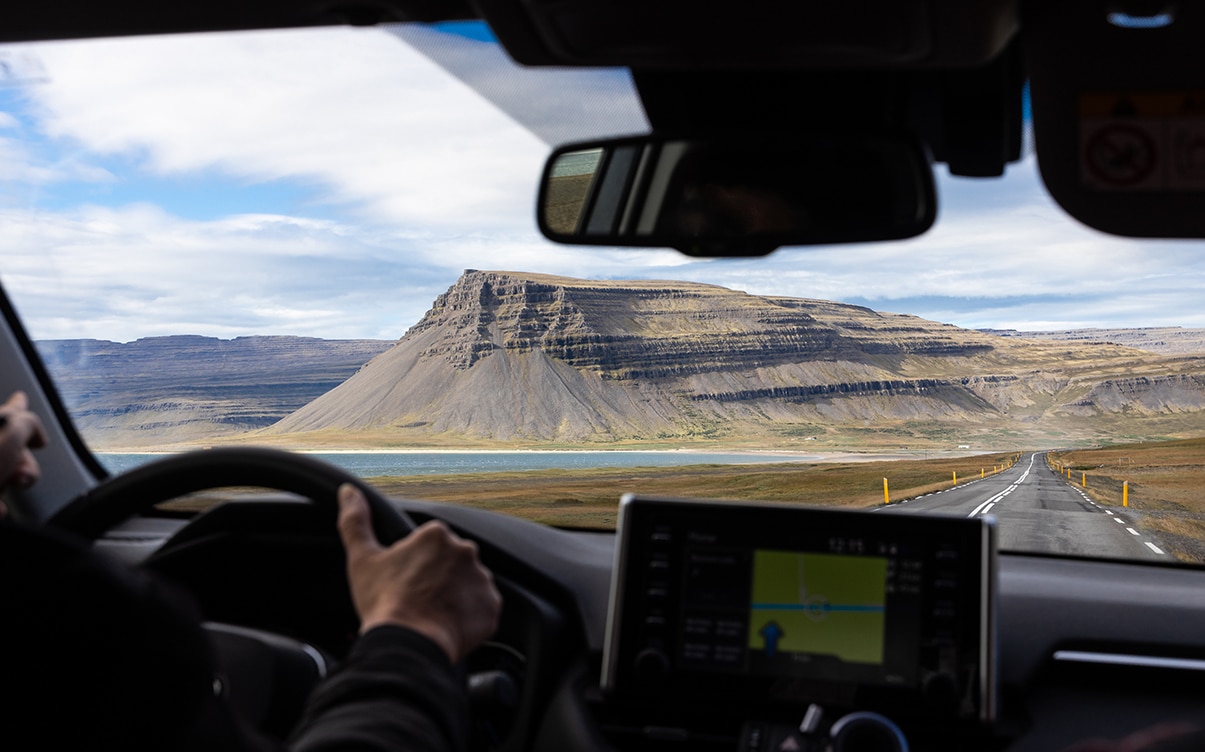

{"left": 952, "top": 471, "right": 957, "bottom": 485}
{"left": 981, "top": 468, "right": 985, "bottom": 479}
{"left": 883, "top": 478, "right": 890, "bottom": 505}
{"left": 1082, "top": 472, "right": 1087, "bottom": 488}
{"left": 1124, "top": 481, "right": 1129, "bottom": 508}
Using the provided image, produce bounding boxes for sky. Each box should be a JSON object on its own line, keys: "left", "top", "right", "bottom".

{"left": 2, "top": 23, "right": 1204, "bottom": 343}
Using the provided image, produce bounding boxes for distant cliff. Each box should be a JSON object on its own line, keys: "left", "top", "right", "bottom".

{"left": 267, "top": 270, "right": 1205, "bottom": 447}
{"left": 983, "top": 327, "right": 1205, "bottom": 355}
{"left": 37, "top": 336, "right": 394, "bottom": 448}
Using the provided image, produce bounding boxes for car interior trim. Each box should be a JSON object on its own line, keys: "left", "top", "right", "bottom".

{"left": 1052, "top": 650, "right": 1205, "bottom": 674}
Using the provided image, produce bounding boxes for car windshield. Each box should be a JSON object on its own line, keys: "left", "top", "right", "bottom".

{"left": 3, "top": 23, "right": 1205, "bottom": 563}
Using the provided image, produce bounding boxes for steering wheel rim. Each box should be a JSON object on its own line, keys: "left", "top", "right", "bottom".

{"left": 48, "top": 446, "right": 414, "bottom": 543}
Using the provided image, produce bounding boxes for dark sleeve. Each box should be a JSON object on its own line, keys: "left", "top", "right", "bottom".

{"left": 0, "top": 521, "right": 229, "bottom": 752}
{"left": 289, "top": 625, "right": 469, "bottom": 752}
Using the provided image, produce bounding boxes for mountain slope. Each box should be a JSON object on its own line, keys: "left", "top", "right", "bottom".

{"left": 38, "top": 336, "right": 395, "bottom": 448}
{"left": 267, "top": 270, "right": 1205, "bottom": 447}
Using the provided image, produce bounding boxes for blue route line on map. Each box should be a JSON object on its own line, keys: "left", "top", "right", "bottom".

{"left": 751, "top": 603, "right": 885, "bottom": 613}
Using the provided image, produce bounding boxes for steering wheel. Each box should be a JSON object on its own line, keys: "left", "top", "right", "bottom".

{"left": 49, "top": 446, "right": 414, "bottom": 542}
{"left": 44, "top": 446, "right": 417, "bottom": 739}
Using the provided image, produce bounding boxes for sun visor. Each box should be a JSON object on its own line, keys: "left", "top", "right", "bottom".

{"left": 1026, "top": 0, "right": 1205, "bottom": 238}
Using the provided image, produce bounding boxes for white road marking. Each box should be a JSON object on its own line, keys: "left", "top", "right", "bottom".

{"left": 967, "top": 454, "right": 1035, "bottom": 517}
{"left": 1049, "top": 460, "right": 1167, "bottom": 558}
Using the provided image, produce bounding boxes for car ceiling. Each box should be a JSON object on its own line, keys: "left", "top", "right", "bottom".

{"left": 2, "top": 0, "right": 1203, "bottom": 239}
{"left": 0, "top": 0, "right": 1015, "bottom": 64}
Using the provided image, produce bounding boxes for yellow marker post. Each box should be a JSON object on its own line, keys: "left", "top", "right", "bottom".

{"left": 952, "top": 471, "right": 958, "bottom": 485}
{"left": 981, "top": 468, "right": 985, "bottom": 479}
{"left": 1082, "top": 473, "right": 1087, "bottom": 488}
{"left": 1123, "top": 481, "right": 1129, "bottom": 508}
{"left": 883, "top": 478, "right": 890, "bottom": 505}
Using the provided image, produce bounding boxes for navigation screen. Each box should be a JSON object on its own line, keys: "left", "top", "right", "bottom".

{"left": 603, "top": 495, "right": 996, "bottom": 721}
{"left": 749, "top": 550, "right": 887, "bottom": 666}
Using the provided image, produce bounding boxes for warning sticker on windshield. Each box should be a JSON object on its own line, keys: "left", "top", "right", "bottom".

{"left": 1080, "top": 92, "right": 1205, "bottom": 192}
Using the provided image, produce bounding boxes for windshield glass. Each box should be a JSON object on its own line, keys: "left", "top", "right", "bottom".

{"left": 3, "top": 24, "right": 1205, "bottom": 561}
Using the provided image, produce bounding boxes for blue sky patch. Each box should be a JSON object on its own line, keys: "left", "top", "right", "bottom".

{"left": 428, "top": 20, "right": 498, "bottom": 44}
{"left": 1, "top": 89, "right": 336, "bottom": 221}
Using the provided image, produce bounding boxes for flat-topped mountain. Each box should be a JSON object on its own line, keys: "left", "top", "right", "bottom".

{"left": 267, "top": 270, "right": 1205, "bottom": 447}
{"left": 983, "top": 327, "right": 1205, "bottom": 356}
{"left": 38, "top": 335, "right": 394, "bottom": 448}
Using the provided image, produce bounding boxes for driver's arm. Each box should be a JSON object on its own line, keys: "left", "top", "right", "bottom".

{"left": 289, "top": 484, "right": 503, "bottom": 752}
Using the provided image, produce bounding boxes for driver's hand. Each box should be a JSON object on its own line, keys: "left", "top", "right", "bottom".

{"left": 0, "top": 391, "right": 47, "bottom": 505}
{"left": 337, "top": 483, "right": 502, "bottom": 664}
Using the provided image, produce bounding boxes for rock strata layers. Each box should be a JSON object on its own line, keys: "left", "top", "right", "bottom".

{"left": 38, "top": 336, "right": 394, "bottom": 447}
{"left": 268, "top": 270, "right": 1205, "bottom": 446}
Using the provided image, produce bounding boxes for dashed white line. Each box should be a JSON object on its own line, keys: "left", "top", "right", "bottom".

{"left": 1045, "top": 453, "right": 1168, "bottom": 559}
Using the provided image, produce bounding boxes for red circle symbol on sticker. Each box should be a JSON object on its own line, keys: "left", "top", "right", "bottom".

{"left": 1085, "top": 124, "right": 1157, "bottom": 186}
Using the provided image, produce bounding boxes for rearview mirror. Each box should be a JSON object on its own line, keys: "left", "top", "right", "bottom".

{"left": 538, "top": 134, "right": 936, "bottom": 256}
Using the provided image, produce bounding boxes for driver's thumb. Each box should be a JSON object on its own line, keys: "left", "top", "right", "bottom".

{"left": 336, "top": 483, "right": 380, "bottom": 555}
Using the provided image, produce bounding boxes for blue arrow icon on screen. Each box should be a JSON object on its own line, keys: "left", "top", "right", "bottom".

{"left": 759, "top": 621, "right": 783, "bottom": 656}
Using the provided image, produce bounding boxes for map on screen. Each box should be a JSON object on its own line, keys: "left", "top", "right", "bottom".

{"left": 748, "top": 550, "right": 888, "bottom": 665}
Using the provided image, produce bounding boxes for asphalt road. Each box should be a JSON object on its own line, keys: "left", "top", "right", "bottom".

{"left": 879, "top": 452, "right": 1167, "bottom": 561}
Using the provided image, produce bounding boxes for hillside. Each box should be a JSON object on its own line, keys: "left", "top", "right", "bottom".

{"left": 983, "top": 327, "right": 1205, "bottom": 356}
{"left": 38, "top": 336, "right": 394, "bottom": 448}
{"left": 265, "top": 270, "right": 1205, "bottom": 449}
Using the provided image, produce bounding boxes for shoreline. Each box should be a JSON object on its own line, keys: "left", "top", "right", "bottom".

{"left": 92, "top": 447, "right": 984, "bottom": 464}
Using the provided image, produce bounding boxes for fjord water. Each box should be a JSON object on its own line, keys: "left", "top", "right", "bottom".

{"left": 96, "top": 450, "right": 820, "bottom": 478}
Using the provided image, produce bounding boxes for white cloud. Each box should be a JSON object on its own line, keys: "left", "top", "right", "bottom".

{"left": 0, "top": 127, "right": 115, "bottom": 189}
{"left": 26, "top": 27, "right": 547, "bottom": 231}
{"left": 634, "top": 159, "right": 1205, "bottom": 330}
{"left": 0, "top": 203, "right": 436, "bottom": 340}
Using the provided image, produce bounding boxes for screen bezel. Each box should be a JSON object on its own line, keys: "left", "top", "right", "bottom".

{"left": 602, "top": 494, "right": 997, "bottom": 723}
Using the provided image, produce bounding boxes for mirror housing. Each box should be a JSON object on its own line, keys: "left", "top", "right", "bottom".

{"left": 538, "top": 134, "right": 936, "bottom": 256}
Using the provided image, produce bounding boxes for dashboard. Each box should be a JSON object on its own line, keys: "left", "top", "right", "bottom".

{"left": 99, "top": 491, "right": 1205, "bottom": 752}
